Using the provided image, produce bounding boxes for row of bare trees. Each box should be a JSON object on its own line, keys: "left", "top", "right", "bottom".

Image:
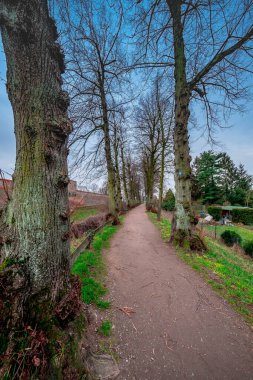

{"left": 59, "top": 0, "right": 132, "bottom": 221}
{"left": 132, "top": 0, "right": 253, "bottom": 244}
{"left": 63, "top": 0, "right": 253, "bottom": 242}
{"left": 133, "top": 78, "right": 173, "bottom": 219}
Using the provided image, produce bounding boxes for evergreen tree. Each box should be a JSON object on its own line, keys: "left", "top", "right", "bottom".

{"left": 228, "top": 164, "right": 252, "bottom": 205}
{"left": 218, "top": 153, "right": 237, "bottom": 202}
{"left": 193, "top": 151, "right": 221, "bottom": 204}
{"left": 192, "top": 152, "right": 252, "bottom": 206}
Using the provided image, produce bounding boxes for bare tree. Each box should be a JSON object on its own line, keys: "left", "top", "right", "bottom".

{"left": 134, "top": 94, "right": 161, "bottom": 209}
{"left": 154, "top": 79, "right": 174, "bottom": 221}
{"left": 133, "top": 81, "right": 173, "bottom": 211}
{"left": 133, "top": 0, "right": 253, "bottom": 246}
{"left": 60, "top": 0, "right": 129, "bottom": 221}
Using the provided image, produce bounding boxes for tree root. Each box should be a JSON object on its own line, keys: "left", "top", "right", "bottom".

{"left": 171, "top": 229, "right": 207, "bottom": 253}
{"left": 0, "top": 265, "right": 87, "bottom": 379}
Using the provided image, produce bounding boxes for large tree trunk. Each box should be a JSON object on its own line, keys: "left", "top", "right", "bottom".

{"left": 0, "top": 0, "right": 71, "bottom": 297}
{"left": 145, "top": 157, "right": 155, "bottom": 210}
{"left": 113, "top": 132, "right": 123, "bottom": 212}
{"left": 120, "top": 143, "right": 130, "bottom": 208}
{"left": 167, "top": 0, "right": 193, "bottom": 240}
{"left": 157, "top": 144, "right": 165, "bottom": 221}
{"left": 104, "top": 126, "right": 118, "bottom": 217}
{"left": 0, "top": 2, "right": 86, "bottom": 377}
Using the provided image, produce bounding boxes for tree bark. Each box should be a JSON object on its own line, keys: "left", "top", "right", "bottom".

{"left": 167, "top": 0, "right": 193, "bottom": 240}
{"left": 0, "top": 0, "right": 71, "bottom": 296}
{"left": 145, "top": 154, "right": 155, "bottom": 210}
{"left": 99, "top": 71, "right": 119, "bottom": 220}
{"left": 157, "top": 115, "right": 165, "bottom": 222}
{"left": 120, "top": 143, "right": 130, "bottom": 208}
{"left": 0, "top": 2, "right": 88, "bottom": 378}
{"left": 113, "top": 131, "right": 123, "bottom": 212}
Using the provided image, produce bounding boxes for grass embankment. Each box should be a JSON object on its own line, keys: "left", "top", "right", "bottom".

{"left": 71, "top": 207, "right": 99, "bottom": 222}
{"left": 71, "top": 220, "right": 122, "bottom": 360}
{"left": 71, "top": 223, "right": 118, "bottom": 309}
{"left": 148, "top": 212, "right": 253, "bottom": 325}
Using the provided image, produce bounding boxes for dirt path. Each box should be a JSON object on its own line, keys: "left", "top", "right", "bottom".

{"left": 106, "top": 205, "right": 253, "bottom": 380}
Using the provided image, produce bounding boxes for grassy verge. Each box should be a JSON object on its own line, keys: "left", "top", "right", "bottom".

{"left": 148, "top": 212, "right": 171, "bottom": 240}
{"left": 148, "top": 213, "right": 253, "bottom": 326}
{"left": 71, "top": 207, "right": 99, "bottom": 222}
{"left": 71, "top": 223, "right": 119, "bottom": 309}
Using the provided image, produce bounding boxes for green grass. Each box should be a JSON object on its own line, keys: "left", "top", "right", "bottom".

{"left": 99, "top": 320, "right": 112, "bottom": 337}
{"left": 148, "top": 212, "right": 171, "bottom": 240}
{"left": 71, "top": 223, "right": 119, "bottom": 309}
{"left": 71, "top": 207, "right": 99, "bottom": 222}
{"left": 149, "top": 214, "right": 253, "bottom": 325}
{"left": 204, "top": 224, "right": 253, "bottom": 244}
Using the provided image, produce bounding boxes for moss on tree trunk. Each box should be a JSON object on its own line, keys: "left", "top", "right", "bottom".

{"left": 0, "top": 1, "right": 86, "bottom": 377}
{"left": 167, "top": 0, "right": 193, "bottom": 241}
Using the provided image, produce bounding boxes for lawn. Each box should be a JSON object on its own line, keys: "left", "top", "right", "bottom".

{"left": 71, "top": 207, "right": 99, "bottom": 222}
{"left": 204, "top": 224, "right": 253, "bottom": 243}
{"left": 149, "top": 213, "right": 253, "bottom": 326}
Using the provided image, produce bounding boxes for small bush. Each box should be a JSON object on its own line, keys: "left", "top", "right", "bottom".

{"left": 243, "top": 240, "right": 253, "bottom": 257}
{"left": 161, "top": 199, "right": 175, "bottom": 211}
{"left": 221, "top": 230, "right": 242, "bottom": 247}
{"left": 70, "top": 214, "right": 106, "bottom": 238}
{"left": 162, "top": 189, "right": 175, "bottom": 211}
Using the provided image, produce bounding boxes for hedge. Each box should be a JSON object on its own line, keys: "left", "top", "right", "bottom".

{"left": 207, "top": 206, "right": 253, "bottom": 225}
{"left": 231, "top": 208, "right": 253, "bottom": 225}
{"left": 207, "top": 206, "right": 222, "bottom": 221}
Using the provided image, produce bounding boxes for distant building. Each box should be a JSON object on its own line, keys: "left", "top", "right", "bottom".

{"left": 0, "top": 179, "right": 12, "bottom": 209}
{"left": 0, "top": 178, "right": 108, "bottom": 211}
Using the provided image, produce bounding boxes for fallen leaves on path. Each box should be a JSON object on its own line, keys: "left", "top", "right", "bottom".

{"left": 118, "top": 306, "right": 135, "bottom": 317}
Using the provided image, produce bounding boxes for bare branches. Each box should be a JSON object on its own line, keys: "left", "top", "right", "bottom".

{"left": 189, "top": 26, "right": 253, "bottom": 89}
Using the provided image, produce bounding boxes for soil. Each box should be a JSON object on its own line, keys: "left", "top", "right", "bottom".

{"left": 105, "top": 205, "right": 253, "bottom": 380}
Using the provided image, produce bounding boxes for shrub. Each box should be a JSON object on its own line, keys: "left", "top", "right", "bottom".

{"left": 70, "top": 214, "right": 106, "bottom": 238}
{"left": 162, "top": 189, "right": 175, "bottom": 211}
{"left": 207, "top": 206, "right": 222, "bottom": 221}
{"left": 231, "top": 208, "right": 253, "bottom": 225}
{"left": 161, "top": 199, "right": 175, "bottom": 211}
{"left": 221, "top": 230, "right": 242, "bottom": 247}
{"left": 243, "top": 240, "right": 253, "bottom": 257}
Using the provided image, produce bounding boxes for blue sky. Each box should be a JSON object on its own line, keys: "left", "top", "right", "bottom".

{"left": 1, "top": 37, "right": 253, "bottom": 183}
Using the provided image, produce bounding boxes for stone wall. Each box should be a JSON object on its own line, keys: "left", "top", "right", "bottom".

{"left": 68, "top": 180, "right": 108, "bottom": 211}
{"left": 0, "top": 179, "right": 108, "bottom": 211}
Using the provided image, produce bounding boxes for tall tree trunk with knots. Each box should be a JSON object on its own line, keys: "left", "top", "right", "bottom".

{"left": 166, "top": 0, "right": 194, "bottom": 242}
{"left": 0, "top": 0, "right": 71, "bottom": 295}
{"left": 0, "top": 1, "right": 85, "bottom": 377}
